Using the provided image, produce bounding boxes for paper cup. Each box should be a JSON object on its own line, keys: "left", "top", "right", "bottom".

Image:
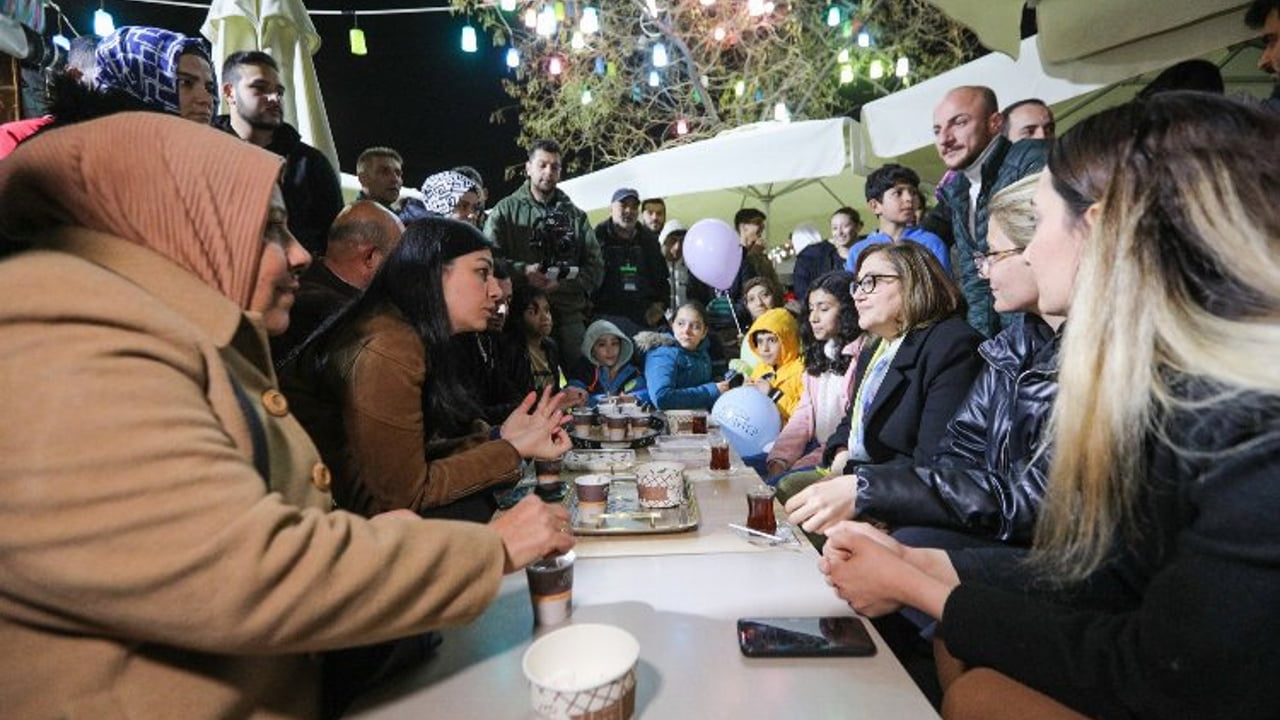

{"left": 574, "top": 475, "right": 611, "bottom": 506}
{"left": 635, "top": 461, "right": 685, "bottom": 508}
{"left": 523, "top": 624, "right": 639, "bottom": 720}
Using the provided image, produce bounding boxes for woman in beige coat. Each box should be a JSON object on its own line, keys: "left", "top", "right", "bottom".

{"left": 0, "top": 113, "right": 573, "bottom": 720}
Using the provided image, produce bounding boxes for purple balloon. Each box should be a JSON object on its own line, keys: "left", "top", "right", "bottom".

{"left": 682, "top": 218, "right": 742, "bottom": 291}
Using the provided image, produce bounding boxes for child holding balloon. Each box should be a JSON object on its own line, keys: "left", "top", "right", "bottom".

{"left": 640, "top": 301, "right": 732, "bottom": 411}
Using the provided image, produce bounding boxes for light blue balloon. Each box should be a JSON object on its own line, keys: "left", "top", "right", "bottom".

{"left": 711, "top": 387, "right": 782, "bottom": 458}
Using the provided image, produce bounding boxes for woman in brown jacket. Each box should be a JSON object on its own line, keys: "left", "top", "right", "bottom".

{"left": 0, "top": 113, "right": 573, "bottom": 720}
{"left": 280, "top": 217, "right": 574, "bottom": 521}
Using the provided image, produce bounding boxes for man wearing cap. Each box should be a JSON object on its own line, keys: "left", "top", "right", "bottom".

{"left": 591, "top": 188, "right": 670, "bottom": 333}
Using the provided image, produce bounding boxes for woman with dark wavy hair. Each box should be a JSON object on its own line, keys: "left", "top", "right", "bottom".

{"left": 819, "top": 92, "right": 1280, "bottom": 720}
{"left": 764, "top": 270, "right": 864, "bottom": 479}
{"left": 281, "top": 218, "right": 570, "bottom": 521}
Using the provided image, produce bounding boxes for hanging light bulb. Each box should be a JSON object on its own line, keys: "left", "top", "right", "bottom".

{"left": 53, "top": 28, "right": 71, "bottom": 51}
{"left": 826, "top": 6, "right": 840, "bottom": 27}
{"left": 499, "top": 0, "right": 517, "bottom": 10}
{"left": 700, "top": 0, "right": 715, "bottom": 6}
{"left": 747, "top": 0, "right": 765, "bottom": 16}
{"left": 645, "top": 0, "right": 659, "bottom": 17}
{"left": 523, "top": 8, "right": 538, "bottom": 28}
{"left": 895, "top": 57, "right": 910, "bottom": 78}
{"left": 349, "top": 14, "right": 367, "bottom": 56}
{"left": 506, "top": 47, "right": 521, "bottom": 68}
{"left": 580, "top": 6, "right": 600, "bottom": 34}
{"left": 837, "top": 48, "right": 849, "bottom": 63}
{"left": 839, "top": 64, "right": 854, "bottom": 85}
{"left": 554, "top": 1, "right": 566, "bottom": 20}
{"left": 734, "top": 79, "right": 745, "bottom": 97}
{"left": 857, "top": 31, "right": 871, "bottom": 48}
{"left": 548, "top": 55, "right": 564, "bottom": 75}
{"left": 461, "top": 25, "right": 478, "bottom": 53}
{"left": 536, "top": 5, "right": 558, "bottom": 37}
{"left": 93, "top": 4, "right": 116, "bottom": 37}
{"left": 593, "top": 56, "right": 606, "bottom": 75}
{"left": 763, "top": 1, "right": 775, "bottom": 12}
{"left": 606, "top": 61, "right": 617, "bottom": 77}
{"left": 581, "top": 88, "right": 593, "bottom": 104}
{"left": 652, "top": 42, "right": 668, "bottom": 68}
{"left": 648, "top": 70, "right": 661, "bottom": 87}
{"left": 713, "top": 26, "right": 726, "bottom": 42}
{"left": 570, "top": 31, "right": 586, "bottom": 50}
{"left": 773, "top": 102, "right": 790, "bottom": 122}
{"left": 869, "top": 59, "right": 884, "bottom": 79}
{"left": 676, "top": 118, "right": 690, "bottom": 135}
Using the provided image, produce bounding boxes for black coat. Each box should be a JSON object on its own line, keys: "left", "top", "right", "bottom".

{"left": 791, "top": 241, "right": 846, "bottom": 301}
{"left": 855, "top": 315, "right": 1058, "bottom": 542}
{"left": 942, "top": 385, "right": 1280, "bottom": 720}
{"left": 591, "top": 219, "right": 670, "bottom": 327}
{"left": 824, "top": 315, "right": 983, "bottom": 470}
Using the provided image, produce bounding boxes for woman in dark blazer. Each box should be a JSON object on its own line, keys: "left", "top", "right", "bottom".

{"left": 777, "top": 241, "right": 983, "bottom": 529}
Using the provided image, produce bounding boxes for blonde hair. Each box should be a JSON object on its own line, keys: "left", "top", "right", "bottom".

{"left": 1034, "top": 93, "right": 1280, "bottom": 582}
{"left": 986, "top": 172, "right": 1040, "bottom": 249}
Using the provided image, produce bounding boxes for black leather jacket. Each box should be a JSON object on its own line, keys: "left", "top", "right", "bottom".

{"left": 855, "top": 315, "right": 1059, "bottom": 543}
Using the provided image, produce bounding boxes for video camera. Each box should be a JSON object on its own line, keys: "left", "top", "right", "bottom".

{"left": 529, "top": 208, "right": 579, "bottom": 280}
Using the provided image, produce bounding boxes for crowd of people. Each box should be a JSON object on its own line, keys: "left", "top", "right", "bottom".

{"left": 2, "top": 2, "right": 1280, "bottom": 718}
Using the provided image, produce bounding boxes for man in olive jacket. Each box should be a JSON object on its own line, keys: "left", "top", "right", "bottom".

{"left": 927, "top": 86, "right": 1046, "bottom": 337}
{"left": 485, "top": 139, "right": 604, "bottom": 365}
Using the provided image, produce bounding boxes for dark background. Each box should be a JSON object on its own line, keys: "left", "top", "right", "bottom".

{"left": 53, "top": 0, "right": 526, "bottom": 197}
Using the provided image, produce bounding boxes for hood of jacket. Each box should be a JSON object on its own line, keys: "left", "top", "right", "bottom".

{"left": 747, "top": 308, "right": 801, "bottom": 367}
{"left": 212, "top": 114, "right": 303, "bottom": 156}
{"left": 582, "top": 318, "right": 635, "bottom": 367}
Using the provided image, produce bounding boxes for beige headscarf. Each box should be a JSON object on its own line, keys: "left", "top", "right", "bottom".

{"left": 0, "top": 112, "right": 283, "bottom": 308}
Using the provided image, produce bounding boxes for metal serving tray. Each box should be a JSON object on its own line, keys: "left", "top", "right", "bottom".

{"left": 568, "top": 476, "right": 699, "bottom": 535}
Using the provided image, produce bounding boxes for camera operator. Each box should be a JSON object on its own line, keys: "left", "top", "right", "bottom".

{"left": 485, "top": 139, "right": 603, "bottom": 365}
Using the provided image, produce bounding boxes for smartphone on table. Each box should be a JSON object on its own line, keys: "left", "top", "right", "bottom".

{"left": 737, "top": 616, "right": 877, "bottom": 658}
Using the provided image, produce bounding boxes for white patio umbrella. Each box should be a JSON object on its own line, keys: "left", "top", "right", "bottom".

{"left": 201, "top": 0, "right": 339, "bottom": 172}
{"left": 558, "top": 118, "right": 867, "bottom": 250}
{"left": 926, "top": 0, "right": 1255, "bottom": 82}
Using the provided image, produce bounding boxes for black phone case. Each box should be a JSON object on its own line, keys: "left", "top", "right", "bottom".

{"left": 737, "top": 617, "right": 877, "bottom": 658}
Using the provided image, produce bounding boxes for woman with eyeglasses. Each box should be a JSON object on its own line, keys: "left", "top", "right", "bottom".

{"left": 775, "top": 242, "right": 983, "bottom": 531}
{"left": 820, "top": 92, "right": 1280, "bottom": 720}
{"left": 784, "top": 174, "right": 1064, "bottom": 542}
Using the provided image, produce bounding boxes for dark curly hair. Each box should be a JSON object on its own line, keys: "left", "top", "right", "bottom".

{"left": 800, "top": 270, "right": 861, "bottom": 376}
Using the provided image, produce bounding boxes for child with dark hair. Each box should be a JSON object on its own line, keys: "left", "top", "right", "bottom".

{"left": 847, "top": 164, "right": 950, "bottom": 273}
{"left": 639, "top": 301, "right": 732, "bottom": 410}
{"left": 505, "top": 283, "right": 580, "bottom": 405}
{"left": 567, "top": 319, "right": 648, "bottom": 406}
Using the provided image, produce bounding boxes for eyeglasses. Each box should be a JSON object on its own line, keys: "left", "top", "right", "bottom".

{"left": 851, "top": 274, "right": 901, "bottom": 295}
{"left": 972, "top": 247, "right": 1025, "bottom": 275}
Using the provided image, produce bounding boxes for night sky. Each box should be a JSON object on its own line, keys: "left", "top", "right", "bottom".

{"left": 54, "top": 0, "right": 527, "bottom": 198}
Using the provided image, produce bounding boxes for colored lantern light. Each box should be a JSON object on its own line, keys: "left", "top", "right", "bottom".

{"left": 349, "top": 27, "right": 367, "bottom": 55}
{"left": 701, "top": 0, "right": 715, "bottom": 5}
{"left": 676, "top": 118, "right": 689, "bottom": 135}
{"left": 581, "top": 6, "right": 600, "bottom": 34}
{"left": 837, "top": 48, "right": 849, "bottom": 63}
{"left": 594, "top": 56, "right": 606, "bottom": 75}
{"left": 554, "top": 1, "right": 566, "bottom": 20}
{"left": 606, "top": 61, "right": 617, "bottom": 77}
{"left": 506, "top": 47, "right": 521, "bottom": 68}
{"left": 826, "top": 6, "right": 840, "bottom": 27}
{"left": 869, "top": 59, "right": 884, "bottom": 79}
{"left": 581, "top": 88, "right": 593, "bottom": 104}
{"left": 93, "top": 8, "right": 115, "bottom": 37}
{"left": 648, "top": 70, "right": 661, "bottom": 87}
{"left": 645, "top": 0, "right": 658, "bottom": 17}
{"left": 523, "top": 8, "right": 537, "bottom": 28}
{"left": 571, "top": 31, "right": 586, "bottom": 50}
{"left": 839, "top": 64, "right": 853, "bottom": 85}
{"left": 631, "top": 84, "right": 642, "bottom": 101}
{"left": 747, "top": 0, "right": 765, "bottom": 16}
{"left": 895, "top": 57, "right": 910, "bottom": 77}
{"left": 536, "top": 6, "right": 558, "bottom": 36}
{"left": 652, "top": 42, "right": 668, "bottom": 68}
{"left": 713, "top": 26, "right": 726, "bottom": 41}
{"left": 754, "top": 88, "right": 764, "bottom": 101}
{"left": 734, "top": 79, "right": 745, "bottom": 97}
{"left": 461, "top": 25, "right": 478, "bottom": 53}
{"left": 548, "top": 55, "right": 564, "bottom": 75}
{"left": 773, "top": 102, "right": 789, "bottom": 122}
{"left": 857, "top": 31, "right": 870, "bottom": 48}
{"left": 764, "top": 1, "right": 775, "bottom": 12}
{"left": 499, "top": 0, "right": 517, "bottom": 10}
{"left": 53, "top": 34, "right": 71, "bottom": 51}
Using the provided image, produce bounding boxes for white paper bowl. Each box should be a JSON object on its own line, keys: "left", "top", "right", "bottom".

{"left": 523, "top": 624, "right": 639, "bottom": 719}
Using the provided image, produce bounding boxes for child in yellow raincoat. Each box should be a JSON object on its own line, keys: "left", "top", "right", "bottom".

{"left": 746, "top": 308, "right": 806, "bottom": 424}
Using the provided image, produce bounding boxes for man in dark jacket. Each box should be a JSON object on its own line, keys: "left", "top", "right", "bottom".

{"left": 927, "top": 86, "right": 1046, "bottom": 337}
{"left": 484, "top": 139, "right": 604, "bottom": 365}
{"left": 592, "top": 187, "right": 670, "bottom": 332}
{"left": 216, "top": 50, "right": 343, "bottom": 256}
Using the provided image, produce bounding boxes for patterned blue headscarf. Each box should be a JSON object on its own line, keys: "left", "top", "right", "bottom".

{"left": 94, "top": 26, "right": 212, "bottom": 116}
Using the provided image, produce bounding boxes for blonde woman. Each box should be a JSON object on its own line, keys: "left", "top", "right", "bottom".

{"left": 784, "top": 173, "right": 1062, "bottom": 543}
{"left": 819, "top": 93, "right": 1280, "bottom": 719}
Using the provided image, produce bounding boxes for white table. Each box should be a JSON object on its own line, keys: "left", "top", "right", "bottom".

{"left": 347, "top": 449, "right": 940, "bottom": 719}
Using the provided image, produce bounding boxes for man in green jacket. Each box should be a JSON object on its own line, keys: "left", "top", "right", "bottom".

{"left": 485, "top": 139, "right": 603, "bottom": 365}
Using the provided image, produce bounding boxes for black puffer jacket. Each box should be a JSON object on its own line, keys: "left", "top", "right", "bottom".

{"left": 854, "top": 314, "right": 1059, "bottom": 543}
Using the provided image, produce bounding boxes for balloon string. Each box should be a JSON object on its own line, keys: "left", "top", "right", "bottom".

{"left": 718, "top": 288, "right": 744, "bottom": 339}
